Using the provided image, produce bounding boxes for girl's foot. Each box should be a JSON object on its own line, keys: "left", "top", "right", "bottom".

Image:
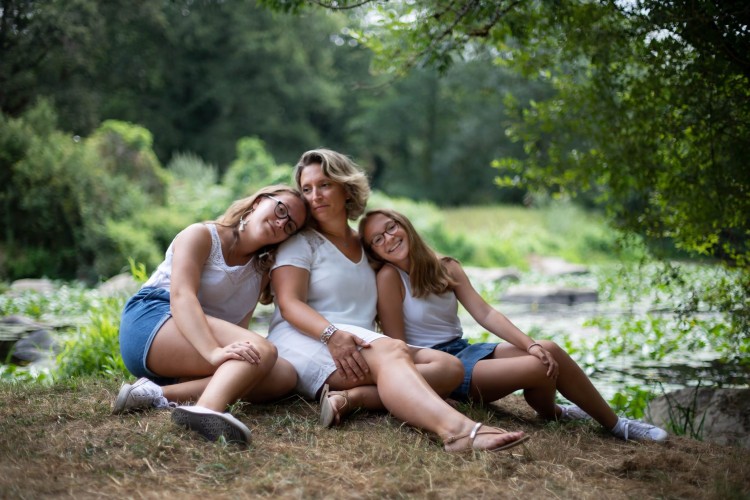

{"left": 443, "top": 422, "right": 529, "bottom": 452}
{"left": 319, "top": 384, "right": 352, "bottom": 427}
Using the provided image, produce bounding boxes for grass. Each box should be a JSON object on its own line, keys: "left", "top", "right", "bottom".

{"left": 1, "top": 377, "right": 748, "bottom": 499}
{"left": 441, "top": 203, "right": 641, "bottom": 268}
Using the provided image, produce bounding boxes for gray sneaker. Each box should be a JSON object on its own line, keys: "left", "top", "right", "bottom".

{"left": 112, "top": 377, "right": 170, "bottom": 414}
{"left": 171, "top": 405, "right": 252, "bottom": 445}
{"left": 559, "top": 404, "right": 592, "bottom": 421}
{"left": 611, "top": 417, "right": 668, "bottom": 442}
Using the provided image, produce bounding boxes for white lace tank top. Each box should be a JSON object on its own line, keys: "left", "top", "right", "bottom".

{"left": 397, "top": 267, "right": 463, "bottom": 347}
{"left": 142, "top": 224, "right": 262, "bottom": 324}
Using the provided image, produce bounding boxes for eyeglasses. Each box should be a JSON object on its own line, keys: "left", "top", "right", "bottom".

{"left": 263, "top": 195, "right": 299, "bottom": 235}
{"left": 369, "top": 220, "right": 398, "bottom": 247}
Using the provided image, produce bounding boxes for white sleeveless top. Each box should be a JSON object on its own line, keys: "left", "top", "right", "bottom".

{"left": 397, "top": 267, "right": 463, "bottom": 347}
{"left": 142, "top": 223, "right": 262, "bottom": 325}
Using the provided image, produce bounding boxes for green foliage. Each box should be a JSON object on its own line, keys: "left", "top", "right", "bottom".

{"left": 440, "top": 202, "right": 642, "bottom": 268}
{"left": 56, "top": 296, "right": 128, "bottom": 379}
{"left": 223, "top": 137, "right": 294, "bottom": 199}
{"left": 89, "top": 120, "right": 170, "bottom": 204}
{"left": 1, "top": 102, "right": 182, "bottom": 282}
{"left": 609, "top": 385, "right": 654, "bottom": 420}
{"left": 660, "top": 383, "right": 707, "bottom": 440}
{"left": 166, "top": 153, "right": 231, "bottom": 223}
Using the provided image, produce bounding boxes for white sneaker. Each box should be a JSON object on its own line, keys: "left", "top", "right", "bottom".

{"left": 112, "top": 377, "right": 170, "bottom": 414}
{"left": 611, "top": 417, "right": 668, "bottom": 442}
{"left": 559, "top": 404, "right": 592, "bottom": 421}
{"left": 171, "top": 405, "right": 252, "bottom": 444}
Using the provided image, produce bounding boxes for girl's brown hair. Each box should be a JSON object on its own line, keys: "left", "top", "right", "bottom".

{"left": 213, "top": 184, "right": 308, "bottom": 304}
{"left": 359, "top": 209, "right": 457, "bottom": 298}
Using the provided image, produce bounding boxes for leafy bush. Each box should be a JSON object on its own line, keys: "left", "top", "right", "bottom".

{"left": 56, "top": 295, "right": 128, "bottom": 379}
{"left": 222, "top": 137, "right": 294, "bottom": 199}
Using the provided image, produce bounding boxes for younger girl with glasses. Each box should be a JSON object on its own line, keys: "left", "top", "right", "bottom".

{"left": 359, "top": 209, "right": 668, "bottom": 442}
{"left": 114, "top": 185, "right": 307, "bottom": 445}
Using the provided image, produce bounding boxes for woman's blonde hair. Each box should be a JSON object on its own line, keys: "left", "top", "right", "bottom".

{"left": 359, "top": 209, "right": 457, "bottom": 298}
{"left": 293, "top": 148, "right": 370, "bottom": 221}
{"left": 213, "top": 184, "right": 307, "bottom": 303}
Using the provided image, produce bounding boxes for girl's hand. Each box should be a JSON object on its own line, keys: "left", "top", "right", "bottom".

{"left": 327, "top": 330, "right": 371, "bottom": 380}
{"left": 529, "top": 345, "right": 559, "bottom": 379}
{"left": 208, "top": 341, "right": 261, "bottom": 366}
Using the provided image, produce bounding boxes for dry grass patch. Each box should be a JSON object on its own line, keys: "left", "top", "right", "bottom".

{"left": 0, "top": 377, "right": 747, "bottom": 499}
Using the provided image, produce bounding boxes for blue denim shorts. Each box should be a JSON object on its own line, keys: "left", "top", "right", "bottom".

{"left": 433, "top": 338, "right": 497, "bottom": 401}
{"left": 119, "top": 287, "right": 176, "bottom": 385}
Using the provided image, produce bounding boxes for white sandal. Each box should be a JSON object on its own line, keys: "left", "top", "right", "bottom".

{"left": 444, "top": 422, "right": 529, "bottom": 452}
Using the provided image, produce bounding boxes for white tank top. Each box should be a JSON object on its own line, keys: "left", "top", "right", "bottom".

{"left": 397, "top": 267, "right": 463, "bottom": 347}
{"left": 142, "top": 223, "right": 262, "bottom": 325}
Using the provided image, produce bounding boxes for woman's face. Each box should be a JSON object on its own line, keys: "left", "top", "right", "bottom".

{"left": 363, "top": 213, "right": 410, "bottom": 266}
{"left": 298, "top": 163, "right": 349, "bottom": 224}
{"left": 249, "top": 192, "right": 306, "bottom": 245}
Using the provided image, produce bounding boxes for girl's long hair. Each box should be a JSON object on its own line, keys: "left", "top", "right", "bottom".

{"left": 359, "top": 209, "right": 457, "bottom": 298}
{"left": 212, "top": 184, "right": 308, "bottom": 304}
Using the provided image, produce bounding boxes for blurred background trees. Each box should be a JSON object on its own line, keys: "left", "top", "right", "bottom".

{"left": 1, "top": 1, "right": 747, "bottom": 339}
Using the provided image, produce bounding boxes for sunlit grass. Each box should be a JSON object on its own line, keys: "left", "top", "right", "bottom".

{"left": 441, "top": 202, "right": 642, "bottom": 268}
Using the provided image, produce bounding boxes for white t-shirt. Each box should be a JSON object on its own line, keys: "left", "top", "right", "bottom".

{"left": 268, "top": 229, "right": 378, "bottom": 332}
{"left": 267, "top": 228, "right": 384, "bottom": 398}
{"left": 143, "top": 223, "right": 262, "bottom": 325}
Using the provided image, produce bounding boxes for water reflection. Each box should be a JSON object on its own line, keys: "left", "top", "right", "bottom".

{"left": 460, "top": 281, "right": 749, "bottom": 401}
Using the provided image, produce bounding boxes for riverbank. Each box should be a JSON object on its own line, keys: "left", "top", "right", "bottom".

{"left": 1, "top": 377, "right": 747, "bottom": 498}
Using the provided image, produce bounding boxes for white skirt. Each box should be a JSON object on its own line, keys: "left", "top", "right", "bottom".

{"left": 268, "top": 323, "right": 387, "bottom": 399}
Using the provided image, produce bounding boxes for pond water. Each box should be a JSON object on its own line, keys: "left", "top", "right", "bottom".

{"left": 458, "top": 267, "right": 749, "bottom": 402}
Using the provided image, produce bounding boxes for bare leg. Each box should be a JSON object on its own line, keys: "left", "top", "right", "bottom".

{"left": 325, "top": 338, "right": 526, "bottom": 451}
{"left": 473, "top": 341, "right": 618, "bottom": 429}
{"left": 321, "top": 346, "right": 463, "bottom": 421}
{"left": 147, "top": 316, "right": 295, "bottom": 412}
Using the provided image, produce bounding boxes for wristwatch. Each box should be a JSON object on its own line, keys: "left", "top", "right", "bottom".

{"left": 320, "top": 324, "right": 338, "bottom": 344}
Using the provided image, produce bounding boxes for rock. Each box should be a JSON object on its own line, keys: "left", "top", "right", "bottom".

{"left": 464, "top": 267, "right": 521, "bottom": 286}
{"left": 528, "top": 256, "right": 589, "bottom": 276}
{"left": 11, "top": 328, "right": 60, "bottom": 364}
{"left": 97, "top": 273, "right": 139, "bottom": 297}
{"left": 0, "top": 315, "right": 53, "bottom": 360}
{"left": 9, "top": 278, "right": 55, "bottom": 295}
{"left": 500, "top": 284, "right": 598, "bottom": 305}
{"left": 646, "top": 387, "right": 750, "bottom": 449}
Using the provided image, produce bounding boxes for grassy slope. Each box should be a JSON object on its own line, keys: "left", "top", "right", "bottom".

{"left": 441, "top": 203, "right": 638, "bottom": 268}
{"left": 1, "top": 378, "right": 747, "bottom": 499}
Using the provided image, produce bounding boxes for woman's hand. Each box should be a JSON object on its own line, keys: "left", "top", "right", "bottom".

{"left": 529, "top": 345, "right": 559, "bottom": 379}
{"left": 207, "top": 341, "right": 262, "bottom": 367}
{"left": 326, "top": 330, "right": 371, "bottom": 380}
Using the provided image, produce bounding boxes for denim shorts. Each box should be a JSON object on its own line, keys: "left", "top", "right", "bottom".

{"left": 119, "top": 287, "right": 176, "bottom": 385}
{"left": 433, "top": 338, "right": 497, "bottom": 401}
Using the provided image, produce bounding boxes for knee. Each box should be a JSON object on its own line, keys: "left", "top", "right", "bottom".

{"left": 256, "top": 338, "right": 279, "bottom": 369}
{"left": 445, "top": 355, "right": 464, "bottom": 385}
{"left": 539, "top": 340, "right": 564, "bottom": 357}
{"left": 378, "top": 337, "right": 411, "bottom": 361}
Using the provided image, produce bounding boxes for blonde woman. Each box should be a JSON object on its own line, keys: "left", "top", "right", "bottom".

{"left": 267, "top": 149, "right": 529, "bottom": 452}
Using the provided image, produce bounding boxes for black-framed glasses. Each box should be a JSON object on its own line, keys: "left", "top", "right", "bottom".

{"left": 370, "top": 220, "right": 398, "bottom": 247}
{"left": 263, "top": 195, "right": 299, "bottom": 235}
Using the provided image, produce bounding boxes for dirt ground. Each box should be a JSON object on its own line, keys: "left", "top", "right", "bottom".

{"left": 1, "top": 377, "right": 748, "bottom": 499}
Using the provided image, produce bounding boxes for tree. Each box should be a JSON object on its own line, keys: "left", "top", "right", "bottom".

{"left": 263, "top": 0, "right": 750, "bottom": 349}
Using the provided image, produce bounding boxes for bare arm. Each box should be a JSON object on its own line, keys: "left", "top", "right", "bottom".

{"left": 375, "top": 264, "right": 407, "bottom": 342}
{"left": 169, "top": 224, "right": 260, "bottom": 365}
{"left": 448, "top": 260, "right": 558, "bottom": 377}
{"left": 271, "top": 264, "right": 371, "bottom": 380}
